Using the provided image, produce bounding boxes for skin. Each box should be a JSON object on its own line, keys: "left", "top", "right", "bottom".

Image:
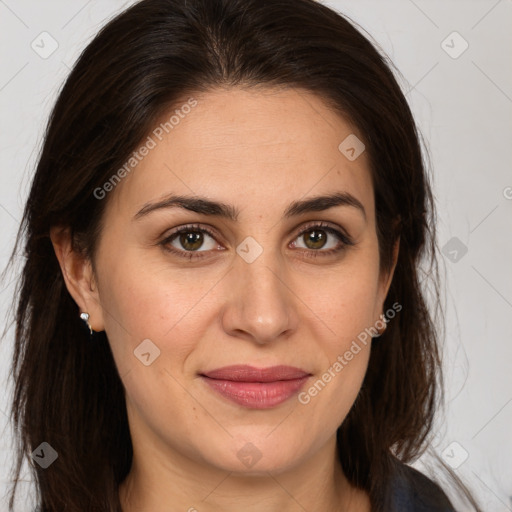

{"left": 51, "top": 86, "right": 399, "bottom": 511}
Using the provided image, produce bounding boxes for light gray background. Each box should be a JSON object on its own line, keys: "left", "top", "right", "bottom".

{"left": 0, "top": 1, "right": 511, "bottom": 510}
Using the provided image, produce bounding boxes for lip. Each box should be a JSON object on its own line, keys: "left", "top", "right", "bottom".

{"left": 200, "top": 365, "right": 311, "bottom": 409}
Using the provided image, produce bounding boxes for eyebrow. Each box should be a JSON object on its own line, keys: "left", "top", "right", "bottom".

{"left": 133, "top": 191, "right": 366, "bottom": 222}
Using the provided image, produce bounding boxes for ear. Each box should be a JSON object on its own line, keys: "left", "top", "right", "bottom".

{"left": 50, "top": 226, "right": 105, "bottom": 332}
{"left": 375, "top": 235, "right": 400, "bottom": 320}
{"left": 382, "top": 235, "right": 400, "bottom": 295}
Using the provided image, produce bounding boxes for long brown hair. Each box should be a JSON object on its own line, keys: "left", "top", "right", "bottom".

{"left": 2, "top": 0, "right": 480, "bottom": 510}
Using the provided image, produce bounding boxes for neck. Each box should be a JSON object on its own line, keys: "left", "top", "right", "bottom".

{"left": 119, "top": 433, "right": 370, "bottom": 512}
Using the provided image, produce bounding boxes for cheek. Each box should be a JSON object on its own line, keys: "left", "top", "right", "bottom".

{"left": 96, "top": 254, "right": 216, "bottom": 438}
{"left": 295, "top": 277, "right": 375, "bottom": 437}
{"left": 96, "top": 249, "right": 225, "bottom": 373}
{"left": 301, "top": 260, "right": 381, "bottom": 353}
{"left": 294, "top": 259, "right": 379, "bottom": 410}
{"left": 307, "top": 286, "right": 374, "bottom": 396}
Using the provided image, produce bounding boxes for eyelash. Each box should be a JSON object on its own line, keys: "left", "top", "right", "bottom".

{"left": 159, "top": 222, "right": 355, "bottom": 261}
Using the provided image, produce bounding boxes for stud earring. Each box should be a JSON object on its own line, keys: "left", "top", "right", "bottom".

{"left": 80, "top": 312, "right": 93, "bottom": 335}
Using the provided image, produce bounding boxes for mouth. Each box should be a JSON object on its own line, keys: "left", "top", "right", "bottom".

{"left": 199, "top": 365, "right": 311, "bottom": 409}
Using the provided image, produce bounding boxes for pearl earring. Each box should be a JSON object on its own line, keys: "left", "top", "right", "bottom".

{"left": 80, "top": 312, "right": 93, "bottom": 335}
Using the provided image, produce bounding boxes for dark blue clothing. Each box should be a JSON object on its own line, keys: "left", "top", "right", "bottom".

{"left": 389, "top": 459, "right": 456, "bottom": 511}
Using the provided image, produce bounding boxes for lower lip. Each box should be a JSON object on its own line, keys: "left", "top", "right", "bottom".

{"left": 201, "top": 376, "right": 310, "bottom": 409}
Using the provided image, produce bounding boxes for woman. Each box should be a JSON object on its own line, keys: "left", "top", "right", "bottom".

{"left": 4, "top": 0, "right": 481, "bottom": 510}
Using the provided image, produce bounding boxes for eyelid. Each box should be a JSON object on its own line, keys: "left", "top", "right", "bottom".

{"left": 161, "top": 223, "right": 223, "bottom": 252}
{"left": 294, "top": 220, "right": 353, "bottom": 244}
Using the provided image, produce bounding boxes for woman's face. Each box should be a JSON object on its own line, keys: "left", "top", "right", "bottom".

{"left": 84, "top": 86, "right": 396, "bottom": 474}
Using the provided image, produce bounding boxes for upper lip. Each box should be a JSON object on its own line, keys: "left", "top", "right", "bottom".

{"left": 201, "top": 365, "right": 310, "bottom": 382}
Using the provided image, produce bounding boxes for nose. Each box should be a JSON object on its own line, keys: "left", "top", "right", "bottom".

{"left": 220, "top": 245, "right": 299, "bottom": 345}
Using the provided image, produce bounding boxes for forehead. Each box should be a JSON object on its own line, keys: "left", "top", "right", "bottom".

{"left": 106, "top": 86, "right": 374, "bottom": 222}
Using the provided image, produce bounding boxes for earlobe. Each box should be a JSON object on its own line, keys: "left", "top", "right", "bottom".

{"left": 49, "top": 226, "right": 105, "bottom": 332}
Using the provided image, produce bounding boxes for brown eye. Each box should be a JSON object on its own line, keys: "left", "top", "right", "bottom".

{"left": 302, "top": 229, "right": 328, "bottom": 250}
{"left": 292, "top": 224, "right": 348, "bottom": 253}
{"left": 161, "top": 225, "right": 220, "bottom": 257}
{"left": 178, "top": 231, "right": 204, "bottom": 251}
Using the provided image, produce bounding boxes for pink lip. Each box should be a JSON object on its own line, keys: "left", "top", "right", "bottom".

{"left": 200, "top": 365, "right": 311, "bottom": 409}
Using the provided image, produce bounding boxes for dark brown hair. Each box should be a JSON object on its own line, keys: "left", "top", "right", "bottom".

{"left": 2, "top": 0, "right": 480, "bottom": 510}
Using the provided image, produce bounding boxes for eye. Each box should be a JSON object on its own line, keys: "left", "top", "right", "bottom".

{"left": 290, "top": 222, "right": 354, "bottom": 257}
{"left": 159, "top": 221, "right": 354, "bottom": 261}
{"left": 160, "top": 224, "right": 222, "bottom": 259}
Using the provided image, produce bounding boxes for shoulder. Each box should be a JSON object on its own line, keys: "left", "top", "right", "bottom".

{"left": 388, "top": 458, "right": 456, "bottom": 512}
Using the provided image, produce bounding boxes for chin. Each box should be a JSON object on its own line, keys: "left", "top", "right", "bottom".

{"left": 198, "top": 433, "right": 311, "bottom": 476}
